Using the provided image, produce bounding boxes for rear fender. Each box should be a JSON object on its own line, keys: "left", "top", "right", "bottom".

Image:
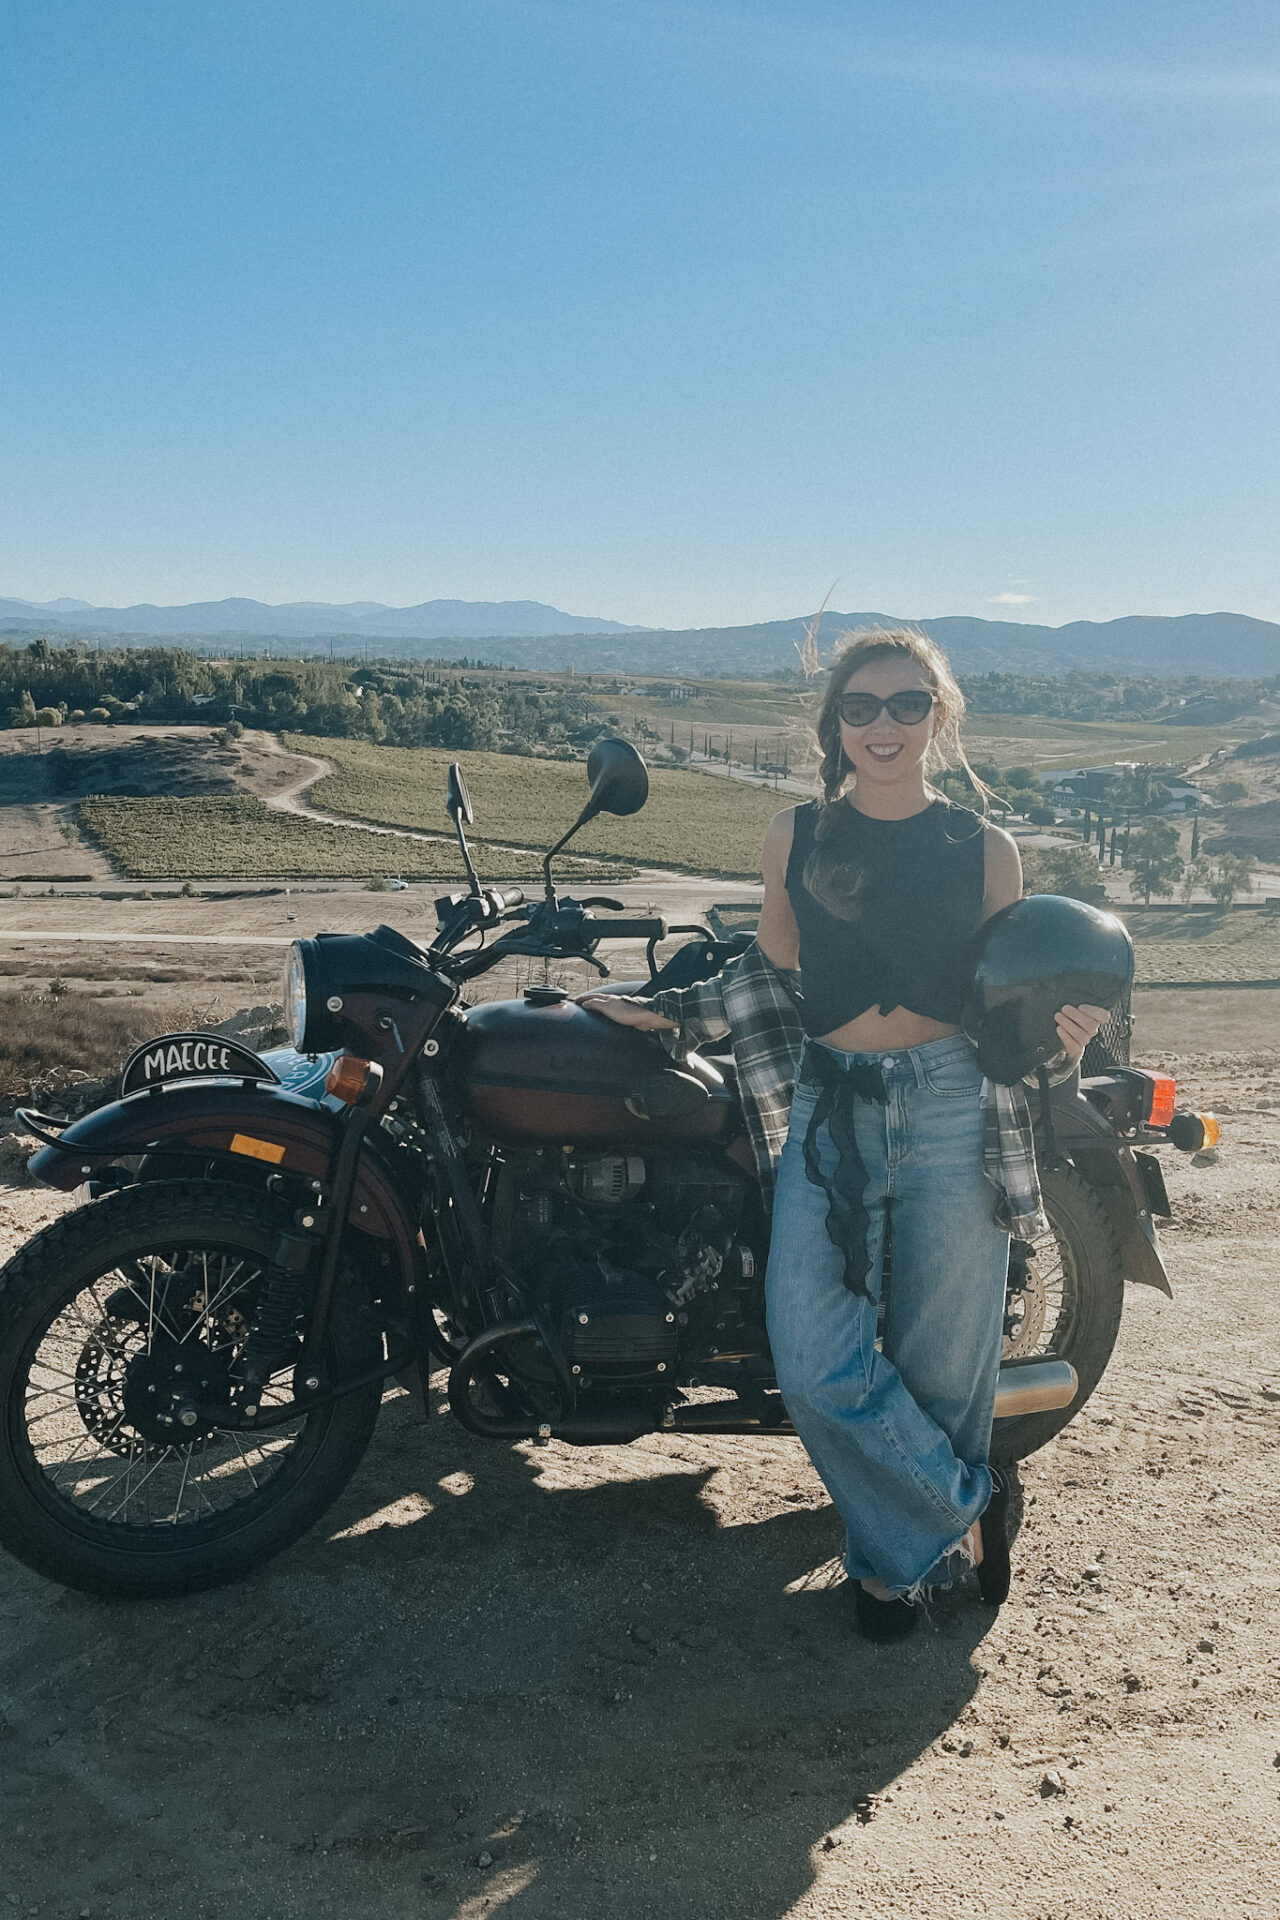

{"left": 27, "top": 1082, "right": 418, "bottom": 1273}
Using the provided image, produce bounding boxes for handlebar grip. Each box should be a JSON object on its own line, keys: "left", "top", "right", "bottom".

{"left": 583, "top": 916, "right": 667, "bottom": 941}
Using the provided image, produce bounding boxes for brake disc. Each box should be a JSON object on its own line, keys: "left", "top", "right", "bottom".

{"left": 1003, "top": 1257, "right": 1050, "bottom": 1357}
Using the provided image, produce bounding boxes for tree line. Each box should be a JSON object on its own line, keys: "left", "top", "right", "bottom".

{"left": 957, "top": 670, "right": 1279, "bottom": 724}
{"left": 0, "top": 639, "right": 596, "bottom": 755}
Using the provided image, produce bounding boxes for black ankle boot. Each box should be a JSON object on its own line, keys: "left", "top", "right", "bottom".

{"left": 853, "top": 1583, "right": 919, "bottom": 1642}
{"left": 976, "top": 1468, "right": 1014, "bottom": 1607}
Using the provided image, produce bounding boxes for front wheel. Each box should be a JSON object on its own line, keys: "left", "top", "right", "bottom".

{"left": 991, "top": 1162, "right": 1126, "bottom": 1465}
{"left": 0, "top": 1181, "right": 384, "bottom": 1597}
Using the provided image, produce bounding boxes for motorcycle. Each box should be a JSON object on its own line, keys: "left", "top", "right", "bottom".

{"left": 0, "top": 741, "right": 1218, "bottom": 1597}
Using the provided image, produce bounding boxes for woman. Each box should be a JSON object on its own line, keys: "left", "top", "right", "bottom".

{"left": 587, "top": 630, "right": 1105, "bottom": 1639}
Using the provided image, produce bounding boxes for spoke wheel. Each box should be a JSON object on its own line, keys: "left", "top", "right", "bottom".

{"left": 991, "top": 1162, "right": 1126, "bottom": 1465}
{"left": 0, "top": 1182, "right": 383, "bottom": 1596}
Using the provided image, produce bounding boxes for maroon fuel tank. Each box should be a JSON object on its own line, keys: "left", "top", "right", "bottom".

{"left": 455, "top": 989, "right": 734, "bottom": 1146}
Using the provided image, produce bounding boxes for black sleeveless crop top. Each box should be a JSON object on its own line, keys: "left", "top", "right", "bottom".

{"left": 784, "top": 798, "right": 987, "bottom": 1038}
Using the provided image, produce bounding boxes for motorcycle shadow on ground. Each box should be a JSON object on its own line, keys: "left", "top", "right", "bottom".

{"left": 4, "top": 1378, "right": 999, "bottom": 1920}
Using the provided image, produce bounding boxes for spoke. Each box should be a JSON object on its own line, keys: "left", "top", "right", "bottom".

{"left": 26, "top": 1400, "right": 84, "bottom": 1429}
{"left": 227, "top": 1429, "right": 263, "bottom": 1490}
{"left": 27, "top": 1378, "right": 85, "bottom": 1405}
{"left": 50, "top": 1424, "right": 116, "bottom": 1483}
{"left": 27, "top": 1361, "right": 87, "bottom": 1388}
{"left": 81, "top": 1446, "right": 147, "bottom": 1514}
{"left": 102, "top": 1444, "right": 178, "bottom": 1522}
{"left": 171, "top": 1447, "right": 193, "bottom": 1523}
{"left": 179, "top": 1255, "right": 250, "bottom": 1344}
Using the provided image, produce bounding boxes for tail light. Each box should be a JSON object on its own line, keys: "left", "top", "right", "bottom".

{"left": 1143, "top": 1074, "right": 1177, "bottom": 1129}
{"left": 1166, "top": 1109, "right": 1221, "bottom": 1152}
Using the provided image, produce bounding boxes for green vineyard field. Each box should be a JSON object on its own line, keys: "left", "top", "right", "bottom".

{"left": 77, "top": 795, "right": 619, "bottom": 881}
{"left": 283, "top": 735, "right": 779, "bottom": 876}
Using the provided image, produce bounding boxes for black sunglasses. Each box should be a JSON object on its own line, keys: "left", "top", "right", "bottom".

{"left": 837, "top": 689, "right": 935, "bottom": 728}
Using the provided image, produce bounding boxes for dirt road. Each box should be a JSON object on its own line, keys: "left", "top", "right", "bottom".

{"left": 0, "top": 1010, "right": 1277, "bottom": 1919}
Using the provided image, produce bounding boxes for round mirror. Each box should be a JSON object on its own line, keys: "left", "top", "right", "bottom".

{"left": 585, "top": 738, "right": 649, "bottom": 817}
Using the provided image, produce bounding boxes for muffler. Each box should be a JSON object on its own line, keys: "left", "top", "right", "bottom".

{"left": 992, "top": 1355, "right": 1078, "bottom": 1418}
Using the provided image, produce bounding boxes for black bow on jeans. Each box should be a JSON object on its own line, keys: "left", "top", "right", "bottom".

{"left": 798, "top": 1045, "right": 888, "bottom": 1301}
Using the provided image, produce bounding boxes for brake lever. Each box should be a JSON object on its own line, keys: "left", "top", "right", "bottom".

{"left": 578, "top": 896, "right": 626, "bottom": 911}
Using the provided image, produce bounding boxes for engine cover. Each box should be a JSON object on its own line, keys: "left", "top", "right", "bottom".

{"left": 569, "top": 1283, "right": 678, "bottom": 1384}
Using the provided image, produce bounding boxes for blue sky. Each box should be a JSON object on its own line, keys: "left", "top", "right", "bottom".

{"left": 2, "top": 1, "right": 1278, "bottom": 629}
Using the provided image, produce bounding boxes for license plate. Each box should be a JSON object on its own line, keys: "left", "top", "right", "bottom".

{"left": 1134, "top": 1149, "right": 1172, "bottom": 1219}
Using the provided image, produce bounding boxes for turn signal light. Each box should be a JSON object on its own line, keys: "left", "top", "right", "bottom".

{"left": 1197, "top": 1113, "right": 1221, "bottom": 1149}
{"left": 1144, "top": 1074, "right": 1177, "bottom": 1129}
{"left": 325, "top": 1056, "right": 381, "bottom": 1106}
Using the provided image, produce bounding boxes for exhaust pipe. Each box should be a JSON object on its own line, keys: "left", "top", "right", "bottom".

{"left": 449, "top": 1324, "right": 1079, "bottom": 1441}
{"left": 993, "top": 1356, "right": 1077, "bottom": 1418}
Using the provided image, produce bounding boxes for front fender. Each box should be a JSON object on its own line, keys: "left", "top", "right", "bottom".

{"left": 27, "top": 1082, "right": 416, "bottom": 1253}
{"left": 1043, "top": 1081, "right": 1173, "bottom": 1297}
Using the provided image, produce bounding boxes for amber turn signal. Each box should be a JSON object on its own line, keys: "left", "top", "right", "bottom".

{"left": 325, "top": 1055, "right": 381, "bottom": 1105}
{"left": 1197, "top": 1113, "right": 1221, "bottom": 1149}
{"left": 1144, "top": 1074, "right": 1177, "bottom": 1130}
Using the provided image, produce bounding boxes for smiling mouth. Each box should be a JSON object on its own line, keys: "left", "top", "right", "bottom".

{"left": 865, "top": 743, "right": 904, "bottom": 761}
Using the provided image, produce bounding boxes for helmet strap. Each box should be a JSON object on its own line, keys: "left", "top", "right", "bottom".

{"left": 1035, "top": 1065, "right": 1060, "bottom": 1170}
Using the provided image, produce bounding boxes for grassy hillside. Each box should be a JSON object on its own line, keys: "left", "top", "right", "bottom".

{"left": 78, "top": 795, "right": 621, "bottom": 882}
{"left": 284, "top": 735, "right": 782, "bottom": 877}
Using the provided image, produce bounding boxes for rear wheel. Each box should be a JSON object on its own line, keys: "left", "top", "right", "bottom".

{"left": 991, "top": 1162, "right": 1125, "bottom": 1465}
{"left": 0, "top": 1182, "right": 383, "bottom": 1597}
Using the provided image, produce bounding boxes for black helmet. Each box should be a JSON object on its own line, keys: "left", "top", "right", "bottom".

{"left": 962, "top": 894, "right": 1134, "bottom": 1084}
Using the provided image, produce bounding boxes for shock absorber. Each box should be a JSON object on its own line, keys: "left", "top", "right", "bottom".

{"left": 235, "top": 1227, "right": 318, "bottom": 1415}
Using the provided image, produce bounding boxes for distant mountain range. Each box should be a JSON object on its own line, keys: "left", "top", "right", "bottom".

{"left": 0, "top": 595, "right": 644, "bottom": 640}
{"left": 1, "top": 596, "right": 1278, "bottom": 677}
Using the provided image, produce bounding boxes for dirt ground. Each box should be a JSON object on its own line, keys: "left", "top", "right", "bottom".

{"left": 0, "top": 965, "right": 1277, "bottom": 1920}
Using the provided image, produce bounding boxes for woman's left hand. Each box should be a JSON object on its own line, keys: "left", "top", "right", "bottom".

{"left": 1054, "top": 1003, "right": 1110, "bottom": 1064}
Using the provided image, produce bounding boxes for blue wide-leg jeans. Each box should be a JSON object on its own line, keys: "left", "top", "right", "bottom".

{"left": 765, "top": 1035, "right": 1010, "bottom": 1597}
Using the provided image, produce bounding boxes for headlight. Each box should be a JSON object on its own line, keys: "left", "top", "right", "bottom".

{"left": 284, "top": 943, "right": 308, "bottom": 1049}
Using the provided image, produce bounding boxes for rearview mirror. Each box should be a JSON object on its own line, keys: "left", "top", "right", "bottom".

{"left": 446, "top": 763, "right": 474, "bottom": 825}
{"left": 583, "top": 738, "right": 648, "bottom": 819}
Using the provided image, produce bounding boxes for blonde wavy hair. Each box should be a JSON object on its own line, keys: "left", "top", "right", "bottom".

{"left": 811, "top": 626, "right": 995, "bottom": 814}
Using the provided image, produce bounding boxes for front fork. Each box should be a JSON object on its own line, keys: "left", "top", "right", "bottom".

{"left": 226, "top": 1101, "right": 415, "bottom": 1432}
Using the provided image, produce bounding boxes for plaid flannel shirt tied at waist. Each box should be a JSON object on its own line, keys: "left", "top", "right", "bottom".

{"left": 648, "top": 940, "right": 1047, "bottom": 1240}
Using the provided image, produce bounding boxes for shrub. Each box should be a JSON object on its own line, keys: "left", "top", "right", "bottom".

{"left": 1022, "top": 845, "right": 1109, "bottom": 906}
{"left": 1206, "top": 853, "right": 1254, "bottom": 908}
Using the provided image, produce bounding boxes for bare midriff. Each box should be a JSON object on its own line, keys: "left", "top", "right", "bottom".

{"left": 816, "top": 1008, "right": 960, "bottom": 1053}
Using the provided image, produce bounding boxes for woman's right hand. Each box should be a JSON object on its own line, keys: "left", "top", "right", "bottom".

{"left": 576, "top": 992, "right": 678, "bottom": 1032}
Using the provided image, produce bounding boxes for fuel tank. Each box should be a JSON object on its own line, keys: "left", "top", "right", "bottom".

{"left": 456, "top": 988, "right": 734, "bottom": 1145}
